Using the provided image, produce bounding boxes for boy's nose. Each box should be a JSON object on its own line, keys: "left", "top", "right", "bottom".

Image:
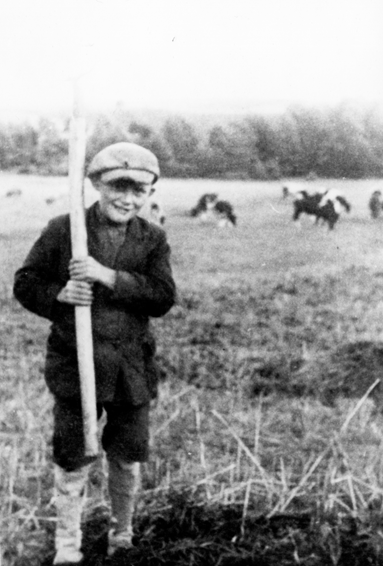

{"left": 120, "top": 190, "right": 134, "bottom": 203}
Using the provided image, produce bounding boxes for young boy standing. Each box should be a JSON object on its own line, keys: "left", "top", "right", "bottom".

{"left": 13, "top": 142, "right": 176, "bottom": 564}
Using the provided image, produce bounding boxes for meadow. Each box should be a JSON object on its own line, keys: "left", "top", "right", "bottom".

{"left": 2, "top": 174, "right": 383, "bottom": 565}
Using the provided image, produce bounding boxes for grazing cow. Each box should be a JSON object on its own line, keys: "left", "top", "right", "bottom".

{"left": 293, "top": 189, "right": 351, "bottom": 230}
{"left": 369, "top": 190, "right": 383, "bottom": 219}
{"left": 140, "top": 196, "right": 166, "bottom": 227}
{"left": 6, "top": 188, "right": 22, "bottom": 198}
{"left": 148, "top": 199, "right": 166, "bottom": 226}
{"left": 190, "top": 193, "right": 218, "bottom": 219}
{"left": 191, "top": 193, "right": 236, "bottom": 227}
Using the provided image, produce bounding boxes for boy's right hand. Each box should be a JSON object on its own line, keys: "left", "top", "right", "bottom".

{"left": 56, "top": 280, "right": 94, "bottom": 306}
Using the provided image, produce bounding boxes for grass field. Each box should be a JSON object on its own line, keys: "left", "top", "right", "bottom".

{"left": 2, "top": 174, "right": 383, "bottom": 565}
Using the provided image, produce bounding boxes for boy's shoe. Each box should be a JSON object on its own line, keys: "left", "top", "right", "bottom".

{"left": 107, "top": 528, "right": 134, "bottom": 557}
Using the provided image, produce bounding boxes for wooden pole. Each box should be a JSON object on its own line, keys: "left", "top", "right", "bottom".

{"left": 69, "top": 80, "right": 98, "bottom": 457}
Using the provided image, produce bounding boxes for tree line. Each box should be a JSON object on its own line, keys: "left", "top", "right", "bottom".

{"left": 1, "top": 103, "right": 383, "bottom": 180}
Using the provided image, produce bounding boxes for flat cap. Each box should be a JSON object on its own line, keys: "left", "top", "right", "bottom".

{"left": 87, "top": 142, "right": 160, "bottom": 184}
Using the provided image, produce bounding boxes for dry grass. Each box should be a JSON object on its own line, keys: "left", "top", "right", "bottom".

{"left": 2, "top": 175, "right": 383, "bottom": 564}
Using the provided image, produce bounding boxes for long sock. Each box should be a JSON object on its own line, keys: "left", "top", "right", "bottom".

{"left": 108, "top": 460, "right": 140, "bottom": 535}
{"left": 53, "top": 464, "right": 90, "bottom": 564}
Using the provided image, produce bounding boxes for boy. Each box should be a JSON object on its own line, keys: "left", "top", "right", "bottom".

{"left": 13, "top": 142, "right": 176, "bottom": 564}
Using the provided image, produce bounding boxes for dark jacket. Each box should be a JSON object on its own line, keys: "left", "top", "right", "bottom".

{"left": 13, "top": 203, "right": 176, "bottom": 405}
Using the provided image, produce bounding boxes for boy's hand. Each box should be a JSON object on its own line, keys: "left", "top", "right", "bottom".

{"left": 69, "top": 257, "right": 104, "bottom": 283}
{"left": 69, "top": 257, "right": 117, "bottom": 290}
{"left": 57, "top": 280, "right": 94, "bottom": 305}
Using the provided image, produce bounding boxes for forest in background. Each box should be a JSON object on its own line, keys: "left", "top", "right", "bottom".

{"left": 1, "top": 102, "right": 383, "bottom": 180}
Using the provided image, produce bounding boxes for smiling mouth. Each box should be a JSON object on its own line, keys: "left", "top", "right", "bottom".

{"left": 114, "top": 205, "right": 133, "bottom": 213}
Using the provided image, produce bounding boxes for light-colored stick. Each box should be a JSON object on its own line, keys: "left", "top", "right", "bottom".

{"left": 69, "top": 80, "right": 98, "bottom": 457}
{"left": 211, "top": 409, "right": 268, "bottom": 482}
{"left": 340, "top": 378, "right": 380, "bottom": 433}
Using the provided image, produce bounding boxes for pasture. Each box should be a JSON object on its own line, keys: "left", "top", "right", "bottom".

{"left": 2, "top": 174, "right": 383, "bottom": 565}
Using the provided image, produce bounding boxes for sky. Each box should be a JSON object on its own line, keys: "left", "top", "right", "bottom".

{"left": 1, "top": 0, "right": 382, "bottom": 119}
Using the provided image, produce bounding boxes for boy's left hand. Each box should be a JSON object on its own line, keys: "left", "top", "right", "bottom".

{"left": 69, "top": 257, "right": 103, "bottom": 283}
{"left": 69, "top": 257, "right": 117, "bottom": 289}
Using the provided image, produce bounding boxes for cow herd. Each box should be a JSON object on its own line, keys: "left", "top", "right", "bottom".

{"left": 189, "top": 183, "right": 383, "bottom": 232}
{"left": 3, "top": 182, "right": 383, "bottom": 232}
{"left": 188, "top": 183, "right": 357, "bottom": 232}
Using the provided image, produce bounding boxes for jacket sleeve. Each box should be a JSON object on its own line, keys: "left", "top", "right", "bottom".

{"left": 13, "top": 219, "right": 68, "bottom": 321}
{"left": 112, "top": 230, "right": 176, "bottom": 317}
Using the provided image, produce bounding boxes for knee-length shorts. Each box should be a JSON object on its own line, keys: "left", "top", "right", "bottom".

{"left": 52, "top": 397, "right": 150, "bottom": 471}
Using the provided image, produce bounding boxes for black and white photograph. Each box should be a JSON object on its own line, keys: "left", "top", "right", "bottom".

{"left": 1, "top": 1, "right": 383, "bottom": 564}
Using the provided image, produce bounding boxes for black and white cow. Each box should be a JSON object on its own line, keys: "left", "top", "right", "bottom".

{"left": 140, "top": 196, "right": 166, "bottom": 227}
{"left": 292, "top": 189, "right": 351, "bottom": 230}
{"left": 190, "top": 193, "right": 219, "bottom": 219}
{"left": 369, "top": 190, "right": 383, "bottom": 219}
{"left": 148, "top": 199, "right": 166, "bottom": 226}
{"left": 191, "top": 193, "right": 236, "bottom": 227}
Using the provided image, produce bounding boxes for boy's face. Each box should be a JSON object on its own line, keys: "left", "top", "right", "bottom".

{"left": 95, "top": 177, "right": 154, "bottom": 224}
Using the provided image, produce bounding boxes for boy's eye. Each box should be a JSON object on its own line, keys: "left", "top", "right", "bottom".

{"left": 111, "top": 187, "right": 144, "bottom": 196}
{"left": 110, "top": 183, "right": 147, "bottom": 195}
{"left": 131, "top": 186, "right": 147, "bottom": 195}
